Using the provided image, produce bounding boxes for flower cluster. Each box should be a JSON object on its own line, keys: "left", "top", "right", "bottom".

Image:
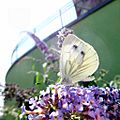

{"left": 26, "top": 32, "right": 58, "bottom": 62}
{"left": 2, "top": 84, "right": 19, "bottom": 100}
{"left": 2, "top": 84, "right": 37, "bottom": 107}
{"left": 20, "top": 84, "right": 120, "bottom": 120}
{"left": 57, "top": 28, "right": 73, "bottom": 48}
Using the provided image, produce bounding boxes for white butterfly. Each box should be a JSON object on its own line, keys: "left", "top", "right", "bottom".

{"left": 59, "top": 34, "right": 99, "bottom": 85}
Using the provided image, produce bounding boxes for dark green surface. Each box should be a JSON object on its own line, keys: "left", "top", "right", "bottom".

{"left": 71, "top": 0, "right": 120, "bottom": 81}
{"left": 6, "top": 49, "right": 45, "bottom": 88}
{"left": 6, "top": 0, "right": 120, "bottom": 88}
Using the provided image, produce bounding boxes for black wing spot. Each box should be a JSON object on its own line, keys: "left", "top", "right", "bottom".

{"left": 73, "top": 45, "right": 78, "bottom": 49}
{"left": 81, "top": 51, "right": 85, "bottom": 56}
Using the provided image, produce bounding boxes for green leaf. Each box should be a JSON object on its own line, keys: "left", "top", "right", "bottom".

{"left": 42, "top": 62, "right": 47, "bottom": 72}
{"left": 32, "top": 64, "right": 35, "bottom": 71}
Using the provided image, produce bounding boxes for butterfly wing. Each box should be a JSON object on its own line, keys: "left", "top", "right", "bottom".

{"left": 60, "top": 34, "right": 99, "bottom": 84}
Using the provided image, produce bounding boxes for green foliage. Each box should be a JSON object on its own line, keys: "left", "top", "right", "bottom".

{"left": 95, "top": 69, "right": 120, "bottom": 88}
{"left": 95, "top": 69, "right": 109, "bottom": 87}
{"left": 109, "top": 75, "right": 120, "bottom": 88}
{"left": 27, "top": 56, "right": 59, "bottom": 91}
{"left": 78, "top": 69, "right": 120, "bottom": 89}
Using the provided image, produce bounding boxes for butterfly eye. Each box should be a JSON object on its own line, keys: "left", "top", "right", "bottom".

{"left": 73, "top": 45, "right": 78, "bottom": 49}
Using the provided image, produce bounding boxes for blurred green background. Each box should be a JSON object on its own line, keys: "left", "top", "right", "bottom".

{"left": 6, "top": 0, "right": 120, "bottom": 88}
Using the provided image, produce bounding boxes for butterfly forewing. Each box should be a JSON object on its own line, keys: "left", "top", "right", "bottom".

{"left": 60, "top": 34, "right": 99, "bottom": 84}
{"left": 60, "top": 35, "right": 84, "bottom": 77}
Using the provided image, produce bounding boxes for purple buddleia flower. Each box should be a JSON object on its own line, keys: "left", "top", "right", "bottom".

{"left": 49, "top": 109, "right": 63, "bottom": 120}
{"left": 57, "top": 28, "right": 73, "bottom": 48}
{"left": 20, "top": 85, "right": 120, "bottom": 120}
{"left": 27, "top": 114, "right": 36, "bottom": 120}
{"left": 26, "top": 32, "right": 58, "bottom": 62}
{"left": 19, "top": 103, "right": 26, "bottom": 119}
{"left": 29, "top": 98, "right": 37, "bottom": 110}
{"left": 26, "top": 32, "right": 49, "bottom": 54}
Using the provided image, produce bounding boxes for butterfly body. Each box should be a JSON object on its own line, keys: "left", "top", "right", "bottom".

{"left": 60, "top": 34, "right": 99, "bottom": 85}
